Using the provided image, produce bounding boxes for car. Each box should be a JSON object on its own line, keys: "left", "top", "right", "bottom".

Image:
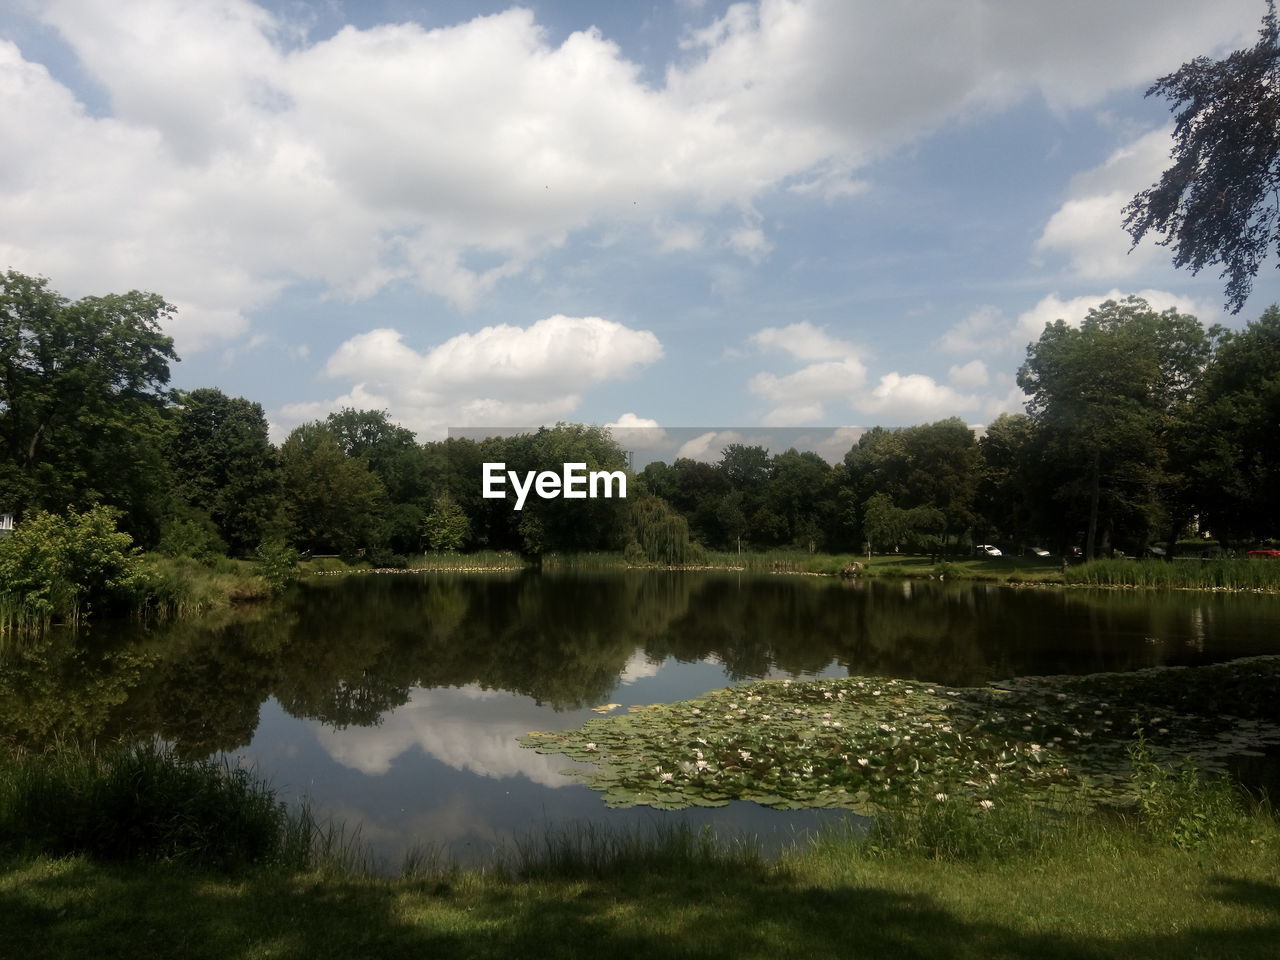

{"left": 1027, "top": 546, "right": 1051, "bottom": 557}
{"left": 1145, "top": 545, "right": 1167, "bottom": 558}
{"left": 975, "top": 544, "right": 1002, "bottom": 557}
{"left": 1247, "top": 549, "right": 1280, "bottom": 558}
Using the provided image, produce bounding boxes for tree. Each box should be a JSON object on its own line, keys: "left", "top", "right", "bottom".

{"left": 1188, "top": 305, "right": 1280, "bottom": 544}
{"left": 278, "top": 424, "right": 388, "bottom": 558}
{"left": 423, "top": 492, "right": 470, "bottom": 552}
{"left": 325, "top": 408, "right": 429, "bottom": 554}
{"left": 0, "top": 271, "right": 178, "bottom": 543}
{"left": 168, "top": 388, "right": 280, "bottom": 554}
{"left": 1124, "top": 3, "right": 1280, "bottom": 313}
{"left": 1017, "top": 297, "right": 1210, "bottom": 559}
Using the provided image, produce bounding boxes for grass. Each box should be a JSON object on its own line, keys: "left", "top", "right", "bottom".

{"left": 1064, "top": 557, "right": 1280, "bottom": 590}
{"left": 1, "top": 738, "right": 1277, "bottom": 958}
{"left": 135, "top": 554, "right": 275, "bottom": 617}
{"left": 2, "top": 790, "right": 1277, "bottom": 959}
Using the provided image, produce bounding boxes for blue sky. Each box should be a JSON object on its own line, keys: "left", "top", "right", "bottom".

{"left": 3, "top": 0, "right": 1277, "bottom": 454}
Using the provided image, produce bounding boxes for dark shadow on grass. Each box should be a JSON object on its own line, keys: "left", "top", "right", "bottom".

{"left": 3, "top": 856, "right": 1280, "bottom": 960}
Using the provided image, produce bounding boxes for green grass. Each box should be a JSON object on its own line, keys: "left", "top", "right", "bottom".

{"left": 2, "top": 739, "right": 1277, "bottom": 958}
{"left": 1064, "top": 557, "right": 1280, "bottom": 590}
{"left": 135, "top": 554, "right": 275, "bottom": 617}
{"left": 3, "top": 800, "right": 1277, "bottom": 959}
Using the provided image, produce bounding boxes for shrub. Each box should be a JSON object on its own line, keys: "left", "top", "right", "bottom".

{"left": 0, "top": 506, "right": 141, "bottom": 628}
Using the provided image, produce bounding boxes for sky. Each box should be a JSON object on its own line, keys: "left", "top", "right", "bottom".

{"left": 3, "top": 0, "right": 1278, "bottom": 456}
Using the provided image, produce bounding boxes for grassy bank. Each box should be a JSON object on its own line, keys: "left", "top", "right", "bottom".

{"left": 292, "top": 548, "right": 1280, "bottom": 594}
{"left": 3, "top": 725, "right": 1279, "bottom": 958}
{"left": 2, "top": 779, "right": 1277, "bottom": 959}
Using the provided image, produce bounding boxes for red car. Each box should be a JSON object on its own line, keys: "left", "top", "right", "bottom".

{"left": 1246, "top": 549, "right": 1280, "bottom": 558}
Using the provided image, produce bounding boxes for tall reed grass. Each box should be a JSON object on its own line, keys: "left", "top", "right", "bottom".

{"left": 0, "top": 743, "right": 304, "bottom": 871}
{"left": 1064, "top": 558, "right": 1280, "bottom": 590}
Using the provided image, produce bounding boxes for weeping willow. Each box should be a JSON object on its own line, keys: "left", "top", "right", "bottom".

{"left": 625, "top": 495, "right": 704, "bottom": 566}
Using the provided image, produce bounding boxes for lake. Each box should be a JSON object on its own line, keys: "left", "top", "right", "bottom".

{"left": 4, "top": 570, "right": 1280, "bottom": 865}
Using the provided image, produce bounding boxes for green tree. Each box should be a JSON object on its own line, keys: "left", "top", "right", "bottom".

{"left": 1125, "top": 3, "right": 1280, "bottom": 313}
{"left": 1189, "top": 305, "right": 1280, "bottom": 544}
{"left": 1017, "top": 297, "right": 1210, "bottom": 559}
{"left": 0, "top": 271, "right": 178, "bottom": 543}
{"left": 975, "top": 413, "right": 1042, "bottom": 549}
{"left": 168, "top": 388, "right": 279, "bottom": 554}
{"left": 325, "top": 408, "right": 429, "bottom": 554}
{"left": 423, "top": 492, "right": 470, "bottom": 552}
{"left": 278, "top": 424, "right": 388, "bottom": 558}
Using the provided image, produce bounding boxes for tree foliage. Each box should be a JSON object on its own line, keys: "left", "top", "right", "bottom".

{"left": 1125, "top": 4, "right": 1280, "bottom": 313}
{"left": 0, "top": 271, "right": 178, "bottom": 543}
{"left": 1018, "top": 298, "right": 1211, "bottom": 558}
{"left": 169, "top": 388, "right": 280, "bottom": 554}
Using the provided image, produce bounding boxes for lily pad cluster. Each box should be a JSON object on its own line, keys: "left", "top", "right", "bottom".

{"left": 518, "top": 656, "right": 1280, "bottom": 813}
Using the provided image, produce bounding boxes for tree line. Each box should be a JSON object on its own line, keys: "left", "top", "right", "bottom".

{"left": 1, "top": 272, "right": 1277, "bottom": 566}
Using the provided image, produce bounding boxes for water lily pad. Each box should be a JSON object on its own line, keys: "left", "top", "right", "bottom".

{"left": 519, "top": 657, "right": 1280, "bottom": 813}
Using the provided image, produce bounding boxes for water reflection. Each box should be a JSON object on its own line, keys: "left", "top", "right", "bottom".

{"left": 4, "top": 572, "right": 1280, "bottom": 863}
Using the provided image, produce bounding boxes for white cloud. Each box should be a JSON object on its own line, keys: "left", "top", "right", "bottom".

{"left": 606, "top": 412, "right": 668, "bottom": 449}
{"left": 854, "top": 372, "right": 979, "bottom": 422}
{"left": 675, "top": 429, "right": 747, "bottom": 462}
{"left": 1036, "top": 127, "right": 1175, "bottom": 278}
{"left": 936, "top": 305, "right": 1007, "bottom": 355}
{"left": 747, "top": 320, "right": 867, "bottom": 422}
{"left": 948, "top": 359, "right": 989, "bottom": 389}
{"left": 1, "top": 0, "right": 1259, "bottom": 354}
{"left": 1010, "top": 288, "right": 1213, "bottom": 346}
{"left": 750, "top": 321, "right": 859, "bottom": 362}
{"left": 937, "top": 288, "right": 1217, "bottom": 360}
{"left": 278, "top": 314, "right": 661, "bottom": 438}
{"left": 810, "top": 426, "right": 867, "bottom": 463}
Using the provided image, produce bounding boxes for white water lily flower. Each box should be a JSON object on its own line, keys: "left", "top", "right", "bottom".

{"left": 660, "top": 772, "right": 675, "bottom": 782}
{"left": 692, "top": 708, "right": 701, "bottom": 715}
{"left": 935, "top": 793, "right": 948, "bottom": 802}
{"left": 979, "top": 800, "right": 995, "bottom": 810}
{"left": 585, "top": 743, "right": 598, "bottom": 751}
{"left": 858, "top": 758, "right": 870, "bottom": 767}
{"left": 739, "top": 750, "right": 752, "bottom": 761}
{"left": 695, "top": 759, "right": 709, "bottom": 770}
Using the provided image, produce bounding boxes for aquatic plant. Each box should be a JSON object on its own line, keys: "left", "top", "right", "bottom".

{"left": 521, "top": 656, "right": 1280, "bottom": 814}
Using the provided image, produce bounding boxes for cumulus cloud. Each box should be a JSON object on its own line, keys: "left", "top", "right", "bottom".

{"left": 854, "top": 372, "right": 979, "bottom": 422}
{"left": 606, "top": 412, "right": 668, "bottom": 449}
{"left": 278, "top": 314, "right": 662, "bottom": 438}
{"left": 747, "top": 321, "right": 867, "bottom": 423}
{"left": 0, "top": 0, "right": 1258, "bottom": 354}
{"left": 948, "top": 359, "right": 989, "bottom": 389}
{"left": 1036, "top": 127, "right": 1175, "bottom": 278}
{"left": 937, "top": 288, "right": 1217, "bottom": 359}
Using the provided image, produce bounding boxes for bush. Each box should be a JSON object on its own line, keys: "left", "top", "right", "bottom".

{"left": 0, "top": 506, "right": 141, "bottom": 628}
{"left": 254, "top": 538, "right": 300, "bottom": 593}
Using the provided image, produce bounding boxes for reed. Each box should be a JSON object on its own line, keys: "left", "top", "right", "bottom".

{"left": 1064, "top": 557, "right": 1280, "bottom": 590}
{"left": 0, "top": 742, "right": 296, "bottom": 871}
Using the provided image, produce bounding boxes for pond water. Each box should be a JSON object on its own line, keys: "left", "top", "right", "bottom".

{"left": 4, "top": 571, "right": 1280, "bottom": 865}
